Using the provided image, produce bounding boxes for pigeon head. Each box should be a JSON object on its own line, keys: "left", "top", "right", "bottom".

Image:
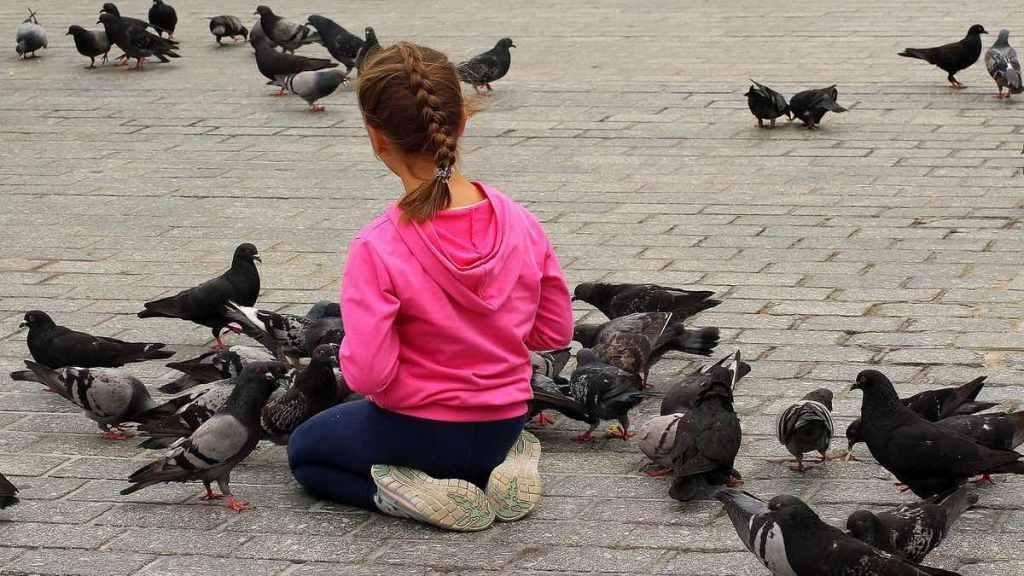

{"left": 152, "top": 0, "right": 164, "bottom": 5}
{"left": 307, "top": 14, "right": 325, "bottom": 27}
{"left": 311, "top": 343, "right": 340, "bottom": 365}
{"left": 802, "top": 388, "right": 834, "bottom": 410}
{"left": 995, "top": 29, "right": 1011, "bottom": 46}
{"left": 496, "top": 37, "right": 515, "bottom": 50}
{"left": 20, "top": 310, "right": 55, "bottom": 329}
{"left": 212, "top": 350, "right": 245, "bottom": 378}
{"left": 365, "top": 26, "right": 376, "bottom": 40}
{"left": 230, "top": 362, "right": 288, "bottom": 415}
{"left": 845, "top": 418, "right": 863, "bottom": 450}
{"left": 571, "top": 281, "right": 609, "bottom": 305}
{"left": 233, "top": 243, "right": 261, "bottom": 264}
{"left": 100, "top": 3, "right": 120, "bottom": 16}
{"left": 845, "top": 510, "right": 884, "bottom": 546}
{"left": 66, "top": 25, "right": 85, "bottom": 36}
{"left": 850, "top": 369, "right": 903, "bottom": 409}
{"left": 97, "top": 12, "right": 119, "bottom": 26}
{"left": 16, "top": 42, "right": 26, "bottom": 55}
{"left": 968, "top": 24, "right": 988, "bottom": 36}
{"left": 238, "top": 25, "right": 249, "bottom": 39}
{"left": 572, "top": 324, "right": 603, "bottom": 347}
{"left": 306, "top": 301, "right": 339, "bottom": 320}
{"left": 766, "top": 494, "right": 819, "bottom": 525}
{"left": 254, "top": 5, "right": 274, "bottom": 18}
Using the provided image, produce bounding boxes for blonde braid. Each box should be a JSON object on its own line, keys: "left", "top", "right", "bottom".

{"left": 397, "top": 43, "right": 458, "bottom": 172}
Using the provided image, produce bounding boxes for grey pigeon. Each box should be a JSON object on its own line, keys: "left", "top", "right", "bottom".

{"left": 745, "top": 80, "right": 791, "bottom": 128}
{"left": 10, "top": 360, "right": 159, "bottom": 440}
{"left": 530, "top": 348, "right": 571, "bottom": 381}
{"left": 137, "top": 243, "right": 260, "bottom": 349}
{"left": 0, "top": 473, "right": 17, "bottom": 509}
{"left": 66, "top": 25, "right": 110, "bottom": 68}
{"left": 846, "top": 485, "right": 977, "bottom": 564}
{"left": 16, "top": 9, "right": 47, "bottom": 59}
{"left": 900, "top": 25, "right": 988, "bottom": 88}
{"left": 21, "top": 310, "right": 174, "bottom": 369}
{"left": 121, "top": 363, "right": 283, "bottom": 512}
{"left": 254, "top": 39, "right": 337, "bottom": 96}
{"left": 660, "top": 351, "right": 749, "bottom": 415}
{"left": 224, "top": 301, "right": 344, "bottom": 363}
{"left": 789, "top": 85, "right": 846, "bottom": 128}
{"left": 147, "top": 0, "right": 176, "bottom": 38}
{"left": 457, "top": 38, "right": 515, "bottom": 95}
{"left": 985, "top": 30, "right": 1023, "bottom": 98}
{"left": 281, "top": 68, "right": 349, "bottom": 112}
{"left": 253, "top": 5, "right": 319, "bottom": 53}
{"left": 572, "top": 282, "right": 720, "bottom": 321}
{"left": 354, "top": 26, "right": 380, "bottom": 73}
{"left": 98, "top": 12, "right": 179, "bottom": 70}
{"left": 638, "top": 412, "right": 686, "bottom": 473}
{"left": 260, "top": 344, "right": 343, "bottom": 444}
{"left": 161, "top": 345, "right": 275, "bottom": 394}
{"left": 307, "top": 14, "right": 363, "bottom": 72}
{"left": 775, "top": 388, "right": 835, "bottom": 472}
{"left": 208, "top": 15, "right": 247, "bottom": 45}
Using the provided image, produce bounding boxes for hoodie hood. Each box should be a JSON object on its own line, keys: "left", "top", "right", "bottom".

{"left": 388, "top": 183, "right": 526, "bottom": 313}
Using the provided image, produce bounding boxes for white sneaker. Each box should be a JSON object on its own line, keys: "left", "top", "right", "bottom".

{"left": 486, "top": 430, "right": 543, "bottom": 521}
{"left": 370, "top": 465, "right": 495, "bottom": 532}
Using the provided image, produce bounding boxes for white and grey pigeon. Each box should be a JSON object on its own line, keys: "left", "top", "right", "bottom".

{"left": 775, "top": 388, "right": 835, "bottom": 472}
{"left": 16, "top": 9, "right": 47, "bottom": 59}
{"left": 208, "top": 15, "right": 248, "bottom": 45}
{"left": 10, "top": 361, "right": 159, "bottom": 440}
{"left": 161, "top": 345, "right": 275, "bottom": 394}
{"left": 121, "top": 364, "right": 283, "bottom": 512}
{"left": 281, "top": 68, "right": 349, "bottom": 112}
{"left": 985, "top": 29, "right": 1023, "bottom": 99}
{"left": 253, "top": 5, "right": 319, "bottom": 53}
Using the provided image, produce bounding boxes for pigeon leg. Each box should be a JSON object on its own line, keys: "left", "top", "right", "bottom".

{"left": 894, "top": 482, "right": 910, "bottom": 492}
{"left": 310, "top": 104, "right": 325, "bottom": 112}
{"left": 973, "top": 474, "right": 994, "bottom": 486}
{"left": 644, "top": 466, "right": 673, "bottom": 477}
{"left": 843, "top": 449, "right": 859, "bottom": 462}
{"left": 273, "top": 88, "right": 287, "bottom": 97}
{"left": 573, "top": 423, "right": 598, "bottom": 443}
{"left": 134, "top": 57, "right": 146, "bottom": 71}
{"left": 606, "top": 419, "right": 635, "bottom": 440}
{"left": 726, "top": 474, "right": 744, "bottom": 488}
{"left": 948, "top": 74, "right": 964, "bottom": 89}
{"left": 788, "top": 457, "right": 810, "bottom": 473}
{"left": 101, "top": 427, "right": 132, "bottom": 441}
{"left": 757, "top": 118, "right": 764, "bottom": 128}
{"left": 217, "top": 477, "right": 252, "bottom": 512}
{"left": 199, "top": 483, "right": 223, "bottom": 501}
{"left": 529, "top": 412, "right": 555, "bottom": 427}
{"left": 87, "top": 57, "right": 95, "bottom": 69}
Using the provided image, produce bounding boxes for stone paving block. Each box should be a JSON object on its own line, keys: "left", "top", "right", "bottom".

{"left": 0, "top": 550, "right": 155, "bottom": 576}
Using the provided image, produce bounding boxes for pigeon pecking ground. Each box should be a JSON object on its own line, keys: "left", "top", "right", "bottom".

{"left": 1, "top": 0, "right": 1024, "bottom": 575}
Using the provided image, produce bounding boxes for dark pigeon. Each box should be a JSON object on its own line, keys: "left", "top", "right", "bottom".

{"left": 137, "top": 243, "right": 260, "bottom": 349}
{"left": 354, "top": 26, "right": 380, "bottom": 73}
{"left": 527, "top": 371, "right": 590, "bottom": 427}
{"left": 305, "top": 301, "right": 340, "bottom": 320}
{"left": 717, "top": 489, "right": 963, "bottom": 576}
{"left": 161, "top": 345, "right": 275, "bottom": 394}
{"left": 100, "top": 3, "right": 151, "bottom": 31}
{"left": 16, "top": 9, "right": 47, "bottom": 59}
{"left": 789, "top": 85, "right": 846, "bottom": 128}
{"left": 10, "top": 360, "right": 159, "bottom": 440}
{"left": 121, "top": 363, "right": 283, "bottom": 512}
{"left": 147, "top": 0, "right": 176, "bottom": 38}
{"left": 850, "top": 369, "right": 1024, "bottom": 498}
{"left": 254, "top": 39, "right": 337, "bottom": 95}
{"left": 899, "top": 24, "right": 988, "bottom": 88}
{"left": 98, "top": 12, "right": 179, "bottom": 70}
{"left": 572, "top": 282, "right": 720, "bottom": 321}
{"left": 661, "top": 351, "right": 749, "bottom": 415}
{"left": 21, "top": 310, "right": 174, "bottom": 369}
{"left": 985, "top": 30, "right": 1023, "bottom": 98}
{"left": 775, "top": 388, "right": 835, "bottom": 472}
{"left": 249, "top": 19, "right": 268, "bottom": 51}
{"left": 254, "top": 5, "right": 319, "bottom": 53}
{"left": 847, "top": 485, "right": 978, "bottom": 564}
{"left": 745, "top": 80, "right": 791, "bottom": 128}
{"left": 0, "top": 473, "right": 18, "bottom": 509}
{"left": 457, "top": 38, "right": 515, "bottom": 95}
{"left": 208, "top": 15, "right": 247, "bottom": 45}
{"left": 224, "top": 301, "right": 344, "bottom": 363}
{"left": 66, "top": 25, "right": 110, "bottom": 68}
{"left": 281, "top": 68, "right": 349, "bottom": 112}
{"left": 307, "top": 14, "right": 363, "bottom": 72}
{"left": 937, "top": 410, "right": 1024, "bottom": 451}
{"left": 260, "top": 344, "right": 342, "bottom": 444}
{"left": 566, "top": 349, "right": 645, "bottom": 442}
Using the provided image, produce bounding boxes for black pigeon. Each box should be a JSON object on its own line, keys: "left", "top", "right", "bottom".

{"left": 224, "top": 301, "right": 344, "bottom": 363}
{"left": 456, "top": 38, "right": 515, "bottom": 95}
{"left": 572, "top": 282, "right": 720, "bottom": 321}
{"left": 745, "top": 80, "right": 791, "bottom": 128}
{"left": 208, "top": 15, "right": 247, "bottom": 45}
{"left": 938, "top": 410, "right": 1024, "bottom": 451}
{"left": 137, "top": 243, "right": 260, "bottom": 349}
{"left": 249, "top": 19, "right": 268, "bottom": 51}
{"left": 0, "top": 473, "right": 18, "bottom": 509}
{"left": 846, "top": 485, "right": 977, "bottom": 564}
{"left": 660, "top": 351, "right": 749, "bottom": 415}
{"left": 161, "top": 345, "right": 275, "bottom": 394}
{"left": 668, "top": 363, "right": 741, "bottom": 501}
{"left": 789, "top": 86, "right": 846, "bottom": 128}
{"left": 851, "top": 369, "right": 1024, "bottom": 498}
{"left": 260, "top": 344, "right": 342, "bottom": 444}
{"left": 254, "top": 39, "right": 337, "bottom": 95}
{"left": 307, "top": 14, "right": 363, "bottom": 72}
{"left": 354, "top": 26, "right": 380, "bottom": 73}
{"left": 147, "top": 0, "right": 176, "bottom": 38}
{"left": 121, "top": 363, "right": 282, "bottom": 512}
{"left": 566, "top": 349, "right": 645, "bottom": 442}
{"left": 98, "top": 12, "right": 179, "bottom": 70}
{"left": 21, "top": 310, "right": 174, "bottom": 369}
{"left": 99, "top": 3, "right": 151, "bottom": 31}
{"left": 66, "top": 25, "right": 110, "bottom": 68}
{"left": 717, "top": 489, "right": 963, "bottom": 576}
{"left": 899, "top": 25, "right": 988, "bottom": 88}
{"left": 253, "top": 5, "right": 319, "bottom": 53}
{"left": 775, "top": 388, "right": 835, "bottom": 472}
{"left": 305, "top": 301, "right": 340, "bottom": 320}
{"left": 10, "top": 360, "right": 159, "bottom": 440}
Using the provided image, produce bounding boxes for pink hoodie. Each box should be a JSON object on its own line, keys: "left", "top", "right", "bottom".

{"left": 339, "top": 183, "right": 573, "bottom": 422}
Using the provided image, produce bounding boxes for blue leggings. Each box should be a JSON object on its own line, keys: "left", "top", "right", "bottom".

{"left": 287, "top": 400, "right": 526, "bottom": 510}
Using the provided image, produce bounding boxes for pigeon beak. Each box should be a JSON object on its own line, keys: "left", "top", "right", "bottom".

{"left": 253, "top": 255, "right": 262, "bottom": 264}
{"left": 18, "top": 321, "right": 28, "bottom": 328}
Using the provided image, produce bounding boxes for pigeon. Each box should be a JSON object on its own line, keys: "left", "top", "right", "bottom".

{"left": 66, "top": 25, "right": 110, "bottom": 68}
{"left": 137, "top": 243, "right": 260, "bottom": 349}
{"left": 456, "top": 38, "right": 515, "bottom": 95}
{"left": 253, "top": 5, "right": 319, "bottom": 53}
{"left": 638, "top": 412, "right": 686, "bottom": 474}
{"left": 147, "top": 0, "right": 176, "bottom": 38}
{"left": 985, "top": 30, "right": 1023, "bottom": 99}
{"left": 10, "top": 360, "right": 159, "bottom": 440}
{"left": 527, "top": 371, "right": 590, "bottom": 427}
{"left": 281, "top": 68, "right": 349, "bottom": 112}
{"left": 354, "top": 26, "right": 380, "bottom": 73}
{"left": 846, "top": 485, "right": 978, "bottom": 564}
{"left": 305, "top": 300, "right": 340, "bottom": 320}
{"left": 775, "top": 389, "right": 835, "bottom": 472}
{"left": 566, "top": 349, "right": 645, "bottom": 442}
{"left": 572, "top": 282, "right": 720, "bottom": 321}
{"left": 789, "top": 86, "right": 846, "bottom": 128}
{"left": 525, "top": 348, "right": 572, "bottom": 426}
{"left": 161, "top": 345, "right": 275, "bottom": 394}
{"left": 20, "top": 310, "right": 174, "bottom": 369}
{"left": 223, "top": 301, "right": 344, "bottom": 363}
{"left": 98, "top": 12, "right": 179, "bottom": 70}
{"left": 530, "top": 348, "right": 571, "bottom": 381}
{"left": 208, "top": 15, "right": 247, "bottom": 45}
{"left": 745, "top": 80, "right": 791, "bottom": 128}
{"left": 307, "top": 14, "right": 363, "bottom": 72}
{"left": 899, "top": 25, "right": 988, "bottom": 88}
{"left": 260, "top": 344, "right": 342, "bottom": 444}
{"left": 845, "top": 376, "right": 996, "bottom": 457}
{"left": 121, "top": 363, "right": 283, "bottom": 512}
{"left": 717, "top": 489, "right": 964, "bottom": 576}
{"left": 99, "top": 3, "right": 151, "bottom": 31}
{"left": 850, "top": 369, "right": 1024, "bottom": 498}
{"left": 249, "top": 19, "right": 268, "bottom": 51}
{"left": 660, "top": 351, "right": 749, "bottom": 416}
{"left": 254, "top": 39, "right": 338, "bottom": 96}
{"left": 668, "top": 362, "right": 742, "bottom": 501}
{"left": 0, "top": 473, "right": 18, "bottom": 509}
{"left": 16, "top": 9, "right": 47, "bottom": 59}
{"left": 937, "top": 410, "right": 1024, "bottom": 451}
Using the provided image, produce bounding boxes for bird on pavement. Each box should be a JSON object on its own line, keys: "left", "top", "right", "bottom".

{"left": 789, "top": 86, "right": 846, "bottom": 128}
{"left": 457, "top": 38, "right": 515, "bottom": 95}
{"left": 223, "top": 301, "right": 344, "bottom": 363}
{"left": 572, "top": 282, "right": 720, "bottom": 321}
{"left": 306, "top": 14, "right": 363, "bottom": 72}
{"left": 254, "top": 5, "right": 319, "bottom": 53}
{"left": 660, "top": 351, "right": 749, "bottom": 416}
{"left": 775, "top": 388, "right": 836, "bottom": 472}
{"left": 208, "top": 15, "right": 247, "bottom": 45}
{"left": 98, "top": 12, "right": 179, "bottom": 70}
{"left": 566, "top": 349, "right": 645, "bottom": 442}
{"left": 147, "top": 0, "right": 176, "bottom": 38}
{"left": 16, "top": 9, "right": 47, "bottom": 59}
{"left": 260, "top": 344, "right": 343, "bottom": 444}
{"left": 254, "top": 38, "right": 337, "bottom": 96}
{"left": 21, "top": 310, "right": 174, "bottom": 369}
{"left": 745, "top": 80, "right": 791, "bottom": 128}
{"left": 899, "top": 24, "right": 988, "bottom": 88}
{"left": 985, "top": 29, "right": 1023, "bottom": 99}
{"left": 161, "top": 345, "right": 275, "bottom": 394}
{"left": 66, "top": 25, "right": 110, "bottom": 68}
{"left": 281, "top": 68, "right": 349, "bottom": 112}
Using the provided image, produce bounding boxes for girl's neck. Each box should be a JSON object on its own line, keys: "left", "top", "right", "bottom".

{"left": 397, "top": 169, "right": 485, "bottom": 210}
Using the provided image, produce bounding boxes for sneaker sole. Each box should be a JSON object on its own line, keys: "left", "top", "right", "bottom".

{"left": 371, "top": 465, "right": 495, "bottom": 532}
{"left": 487, "top": 430, "right": 543, "bottom": 521}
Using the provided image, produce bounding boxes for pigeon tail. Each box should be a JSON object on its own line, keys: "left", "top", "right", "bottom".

{"left": 989, "top": 459, "right": 1024, "bottom": 475}
{"left": 666, "top": 326, "right": 720, "bottom": 356}
{"left": 823, "top": 100, "right": 847, "bottom": 113}
{"left": 139, "top": 344, "right": 175, "bottom": 362}
{"left": 936, "top": 485, "right": 978, "bottom": 527}
{"left": 1005, "top": 69, "right": 1023, "bottom": 93}
{"left": 915, "top": 567, "right": 966, "bottom": 576}
{"left": 9, "top": 369, "right": 39, "bottom": 383}
{"left": 21, "top": 361, "right": 70, "bottom": 399}
{"left": 898, "top": 48, "right": 932, "bottom": 61}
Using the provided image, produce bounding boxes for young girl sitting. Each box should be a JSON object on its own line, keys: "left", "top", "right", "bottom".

{"left": 287, "top": 41, "right": 573, "bottom": 532}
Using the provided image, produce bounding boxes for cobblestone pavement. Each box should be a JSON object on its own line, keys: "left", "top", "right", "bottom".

{"left": 2, "top": 0, "right": 1024, "bottom": 574}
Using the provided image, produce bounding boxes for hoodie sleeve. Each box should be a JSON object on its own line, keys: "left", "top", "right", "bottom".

{"left": 339, "top": 237, "right": 401, "bottom": 395}
{"left": 525, "top": 239, "right": 573, "bottom": 351}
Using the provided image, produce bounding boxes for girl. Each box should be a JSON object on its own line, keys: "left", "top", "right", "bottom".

{"left": 287, "top": 42, "right": 573, "bottom": 532}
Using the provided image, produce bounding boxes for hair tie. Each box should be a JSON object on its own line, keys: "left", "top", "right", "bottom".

{"left": 436, "top": 164, "right": 453, "bottom": 183}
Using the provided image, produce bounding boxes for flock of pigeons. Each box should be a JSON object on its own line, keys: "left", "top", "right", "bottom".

{"left": 14, "top": 3, "right": 516, "bottom": 112}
